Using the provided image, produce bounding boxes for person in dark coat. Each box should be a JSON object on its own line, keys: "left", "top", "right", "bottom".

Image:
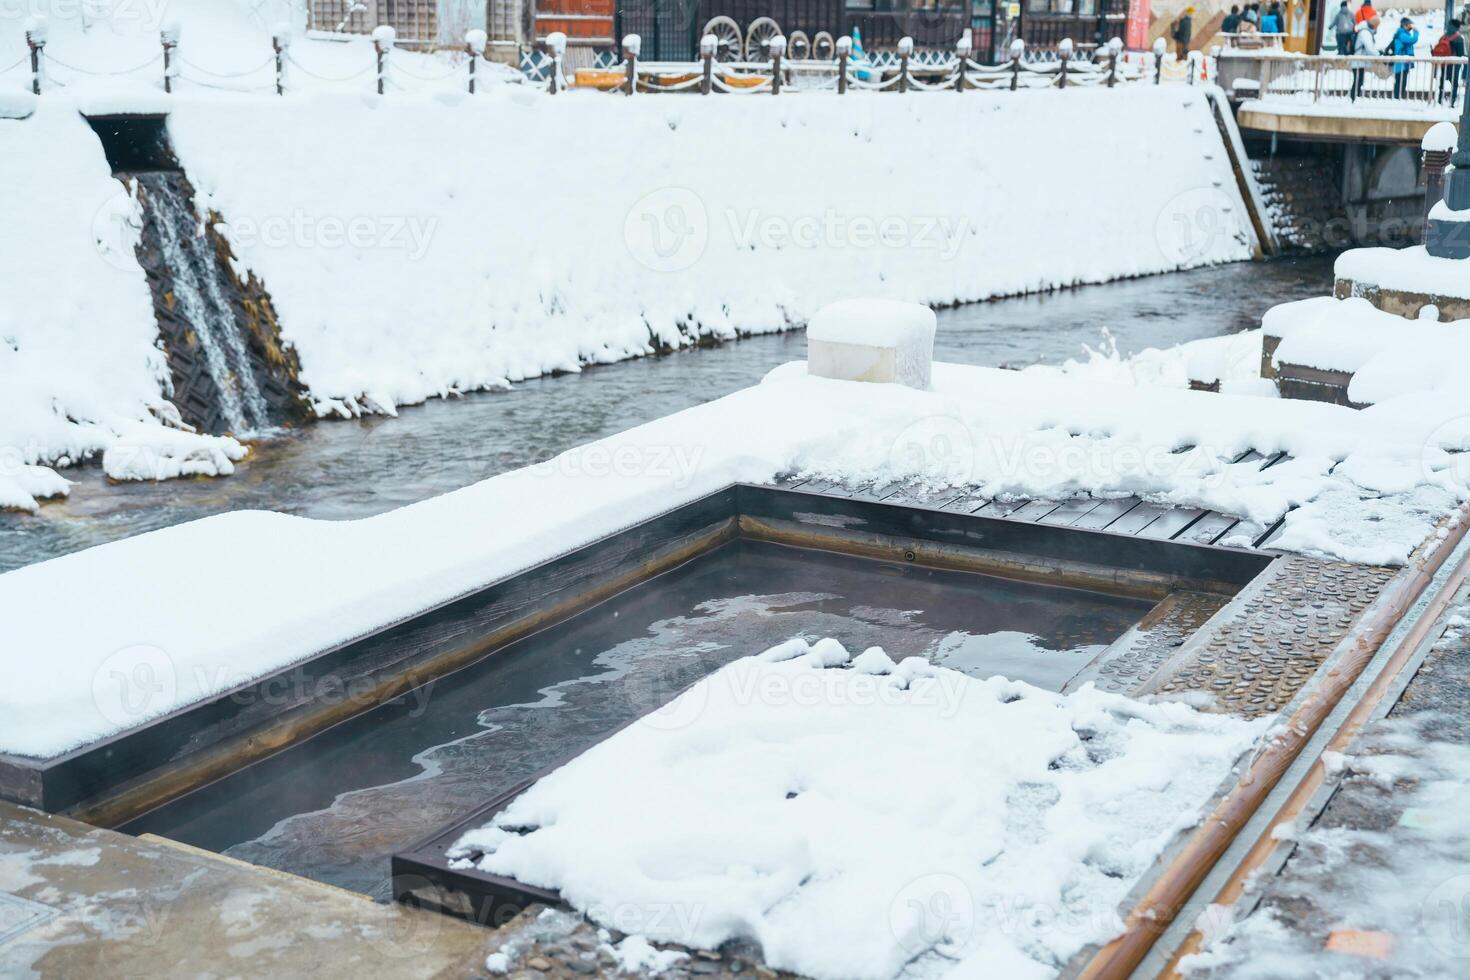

{"left": 1223, "top": 5, "right": 1243, "bottom": 33}
{"left": 1333, "top": 2, "right": 1356, "bottom": 54}
{"left": 1173, "top": 7, "right": 1195, "bottom": 59}
{"left": 1438, "top": 19, "right": 1466, "bottom": 105}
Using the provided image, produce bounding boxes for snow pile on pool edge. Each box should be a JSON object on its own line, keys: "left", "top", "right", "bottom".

{"left": 450, "top": 637, "right": 1267, "bottom": 980}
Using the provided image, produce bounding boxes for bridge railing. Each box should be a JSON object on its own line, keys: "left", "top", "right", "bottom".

{"left": 1219, "top": 52, "right": 1469, "bottom": 110}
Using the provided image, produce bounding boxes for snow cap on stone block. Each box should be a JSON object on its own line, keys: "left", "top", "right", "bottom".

{"left": 1423, "top": 122, "right": 1458, "bottom": 153}
{"left": 806, "top": 298, "right": 936, "bottom": 390}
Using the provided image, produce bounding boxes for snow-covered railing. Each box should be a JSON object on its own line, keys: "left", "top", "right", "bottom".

{"left": 589, "top": 35, "right": 1158, "bottom": 97}
{"left": 1220, "top": 52, "right": 1470, "bottom": 109}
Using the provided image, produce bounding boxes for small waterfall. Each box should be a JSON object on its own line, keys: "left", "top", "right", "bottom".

{"left": 135, "top": 173, "right": 273, "bottom": 435}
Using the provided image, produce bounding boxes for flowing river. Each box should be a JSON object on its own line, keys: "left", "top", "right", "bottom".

{"left": 0, "top": 256, "right": 1334, "bottom": 573}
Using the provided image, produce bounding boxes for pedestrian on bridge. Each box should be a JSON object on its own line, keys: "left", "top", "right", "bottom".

{"left": 1223, "top": 6, "right": 1243, "bottom": 34}
{"left": 1355, "top": 0, "right": 1377, "bottom": 25}
{"left": 1351, "top": 15, "right": 1382, "bottom": 101}
{"left": 1391, "top": 17, "right": 1420, "bottom": 99}
{"left": 1334, "top": 2, "right": 1356, "bottom": 54}
{"left": 1173, "top": 7, "right": 1195, "bottom": 59}
{"left": 1260, "top": 3, "right": 1283, "bottom": 34}
{"left": 1434, "top": 19, "right": 1464, "bottom": 105}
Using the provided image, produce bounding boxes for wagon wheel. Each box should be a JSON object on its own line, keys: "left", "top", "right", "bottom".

{"left": 812, "top": 30, "right": 835, "bottom": 61}
{"left": 702, "top": 16, "right": 742, "bottom": 63}
{"left": 745, "top": 16, "right": 782, "bottom": 62}
{"left": 789, "top": 30, "right": 810, "bottom": 60}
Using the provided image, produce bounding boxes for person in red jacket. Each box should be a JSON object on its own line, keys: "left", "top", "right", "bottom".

{"left": 1356, "top": 0, "right": 1378, "bottom": 24}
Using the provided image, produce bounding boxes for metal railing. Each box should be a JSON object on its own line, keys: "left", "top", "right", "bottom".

{"left": 1220, "top": 52, "right": 1469, "bottom": 109}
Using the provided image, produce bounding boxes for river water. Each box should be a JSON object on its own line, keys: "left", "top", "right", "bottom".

{"left": 0, "top": 257, "right": 1333, "bottom": 573}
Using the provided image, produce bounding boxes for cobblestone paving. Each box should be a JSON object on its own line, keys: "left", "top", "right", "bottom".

{"left": 1185, "top": 597, "right": 1470, "bottom": 975}
{"left": 1148, "top": 556, "right": 1397, "bottom": 717}
{"left": 476, "top": 907, "right": 796, "bottom": 980}
{"left": 1082, "top": 591, "right": 1231, "bottom": 694}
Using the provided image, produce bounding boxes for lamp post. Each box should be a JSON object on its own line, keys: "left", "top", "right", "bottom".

{"left": 1425, "top": 106, "right": 1470, "bottom": 258}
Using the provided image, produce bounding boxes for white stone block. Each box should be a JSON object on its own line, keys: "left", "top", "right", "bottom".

{"left": 805, "top": 299, "right": 936, "bottom": 389}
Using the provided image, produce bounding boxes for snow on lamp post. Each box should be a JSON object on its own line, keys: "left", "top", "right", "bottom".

{"left": 465, "top": 28, "right": 487, "bottom": 94}
{"left": 160, "top": 21, "right": 181, "bottom": 93}
{"left": 1107, "top": 36, "right": 1123, "bottom": 88}
{"left": 1057, "top": 36, "right": 1073, "bottom": 89}
{"left": 1425, "top": 110, "right": 1470, "bottom": 258}
{"left": 1152, "top": 37, "right": 1167, "bottom": 86}
{"left": 1009, "top": 38, "right": 1025, "bottom": 91}
{"left": 623, "top": 33, "right": 640, "bottom": 96}
{"left": 955, "top": 30, "right": 972, "bottom": 92}
{"left": 897, "top": 36, "right": 913, "bottom": 94}
{"left": 372, "top": 25, "right": 395, "bottom": 96}
{"left": 769, "top": 33, "right": 785, "bottom": 95}
{"left": 545, "top": 31, "right": 566, "bottom": 94}
{"left": 836, "top": 34, "right": 851, "bottom": 95}
{"left": 700, "top": 33, "right": 717, "bottom": 95}
{"left": 24, "top": 16, "right": 46, "bottom": 96}
{"left": 271, "top": 23, "right": 290, "bottom": 96}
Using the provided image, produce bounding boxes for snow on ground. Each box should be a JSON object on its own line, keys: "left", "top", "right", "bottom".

{"left": 447, "top": 637, "right": 1268, "bottom": 980}
{"left": 1020, "top": 328, "right": 1272, "bottom": 396}
{"left": 1337, "top": 244, "right": 1470, "bottom": 299}
{"left": 0, "top": 0, "right": 1253, "bottom": 482}
{"left": 3, "top": 358, "right": 1468, "bottom": 757}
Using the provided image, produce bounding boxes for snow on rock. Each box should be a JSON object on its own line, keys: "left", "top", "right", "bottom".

{"left": 0, "top": 464, "right": 71, "bottom": 513}
{"left": 807, "top": 299, "right": 937, "bottom": 389}
{"left": 599, "top": 936, "right": 688, "bottom": 976}
{"left": 0, "top": 105, "right": 170, "bottom": 475}
{"left": 100, "top": 424, "right": 248, "bottom": 481}
{"left": 1336, "top": 245, "right": 1470, "bottom": 301}
{"left": 448, "top": 640, "right": 1268, "bottom": 980}
{"left": 156, "top": 85, "right": 1249, "bottom": 416}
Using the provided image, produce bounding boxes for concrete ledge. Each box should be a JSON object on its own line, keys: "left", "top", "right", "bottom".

{"left": 1334, "top": 276, "right": 1470, "bottom": 321}
{"left": 1238, "top": 107, "right": 1446, "bottom": 146}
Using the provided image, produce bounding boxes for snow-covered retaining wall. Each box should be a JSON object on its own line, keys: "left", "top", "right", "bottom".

{"left": 0, "top": 81, "right": 1252, "bottom": 495}
{"left": 165, "top": 86, "right": 1251, "bottom": 416}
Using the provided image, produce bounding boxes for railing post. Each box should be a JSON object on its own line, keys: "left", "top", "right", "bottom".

{"left": 1010, "top": 38, "right": 1025, "bottom": 91}
{"left": 372, "top": 25, "right": 395, "bottom": 95}
{"left": 160, "top": 21, "right": 180, "bottom": 93}
{"left": 1423, "top": 123, "right": 1456, "bottom": 236}
{"left": 1153, "top": 37, "right": 1166, "bottom": 85}
{"left": 623, "top": 33, "right": 639, "bottom": 96}
{"left": 898, "top": 35, "right": 913, "bottom": 94}
{"left": 770, "top": 34, "right": 785, "bottom": 94}
{"left": 955, "top": 30, "right": 971, "bottom": 92}
{"left": 1313, "top": 56, "right": 1324, "bottom": 103}
{"left": 271, "top": 23, "right": 290, "bottom": 96}
{"left": 1057, "top": 37, "right": 1073, "bottom": 89}
{"left": 1107, "top": 36, "right": 1122, "bottom": 88}
{"left": 465, "top": 28, "right": 487, "bottom": 94}
{"left": 546, "top": 31, "right": 566, "bottom": 94}
{"left": 837, "top": 35, "right": 850, "bottom": 95}
{"left": 24, "top": 17, "right": 45, "bottom": 96}
{"left": 700, "top": 32, "right": 716, "bottom": 95}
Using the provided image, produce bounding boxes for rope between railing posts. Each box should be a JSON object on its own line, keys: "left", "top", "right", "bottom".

{"left": 637, "top": 73, "right": 705, "bottom": 92}
{"left": 905, "top": 71, "right": 959, "bottom": 91}
{"left": 285, "top": 51, "right": 372, "bottom": 81}
{"left": 0, "top": 55, "right": 28, "bottom": 73}
{"left": 43, "top": 51, "right": 162, "bottom": 75}
{"left": 710, "top": 72, "right": 772, "bottom": 93}
{"left": 177, "top": 74, "right": 277, "bottom": 93}
{"left": 178, "top": 55, "right": 274, "bottom": 78}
